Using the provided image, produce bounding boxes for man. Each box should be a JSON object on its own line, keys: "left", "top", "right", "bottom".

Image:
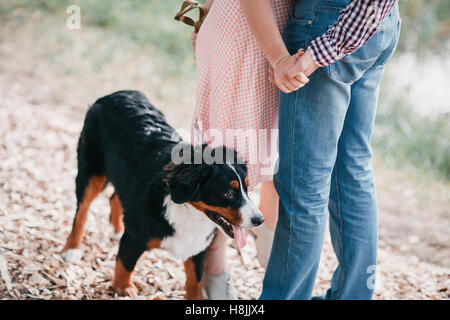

{"left": 260, "top": 0, "right": 401, "bottom": 299}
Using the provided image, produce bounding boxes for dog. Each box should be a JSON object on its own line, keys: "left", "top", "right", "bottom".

{"left": 61, "top": 90, "right": 264, "bottom": 299}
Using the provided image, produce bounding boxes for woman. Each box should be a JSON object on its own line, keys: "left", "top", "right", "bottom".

{"left": 190, "top": 0, "right": 308, "bottom": 299}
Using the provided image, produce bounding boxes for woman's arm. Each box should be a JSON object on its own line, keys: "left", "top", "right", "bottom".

{"left": 239, "top": 0, "right": 288, "bottom": 67}
{"left": 239, "top": 0, "right": 308, "bottom": 93}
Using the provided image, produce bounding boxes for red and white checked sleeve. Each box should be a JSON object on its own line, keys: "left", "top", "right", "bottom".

{"left": 307, "top": 0, "right": 398, "bottom": 67}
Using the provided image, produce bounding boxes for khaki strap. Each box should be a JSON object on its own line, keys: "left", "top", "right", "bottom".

{"left": 174, "top": 0, "right": 207, "bottom": 33}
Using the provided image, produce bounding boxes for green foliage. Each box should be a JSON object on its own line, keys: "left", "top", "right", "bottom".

{"left": 397, "top": 0, "right": 450, "bottom": 54}
{"left": 374, "top": 91, "right": 450, "bottom": 181}
{"left": 1, "top": 0, "right": 449, "bottom": 180}
{"left": 4, "top": 0, "right": 449, "bottom": 69}
{"left": 374, "top": 0, "right": 450, "bottom": 182}
{"left": 0, "top": 0, "right": 196, "bottom": 75}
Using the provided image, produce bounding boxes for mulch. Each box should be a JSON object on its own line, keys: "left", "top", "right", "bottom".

{"left": 0, "top": 86, "right": 448, "bottom": 300}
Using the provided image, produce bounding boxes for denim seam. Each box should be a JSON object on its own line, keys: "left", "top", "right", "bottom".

{"left": 307, "top": 0, "right": 320, "bottom": 46}
{"left": 376, "top": 18, "right": 401, "bottom": 66}
{"left": 285, "top": 90, "right": 299, "bottom": 295}
{"left": 289, "top": 0, "right": 318, "bottom": 50}
{"left": 316, "top": 5, "right": 346, "bottom": 12}
{"left": 334, "top": 162, "right": 345, "bottom": 296}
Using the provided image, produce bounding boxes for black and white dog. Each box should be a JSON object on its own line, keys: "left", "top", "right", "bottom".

{"left": 61, "top": 90, "right": 264, "bottom": 299}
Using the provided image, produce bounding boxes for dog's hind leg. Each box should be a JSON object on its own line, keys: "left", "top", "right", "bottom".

{"left": 184, "top": 250, "right": 207, "bottom": 300}
{"left": 62, "top": 174, "right": 106, "bottom": 263}
{"left": 109, "top": 192, "right": 124, "bottom": 240}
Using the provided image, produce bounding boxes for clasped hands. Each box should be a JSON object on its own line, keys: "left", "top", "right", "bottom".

{"left": 269, "top": 49, "right": 319, "bottom": 93}
{"left": 192, "top": 29, "right": 317, "bottom": 93}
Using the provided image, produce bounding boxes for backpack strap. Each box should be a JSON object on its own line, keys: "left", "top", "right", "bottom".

{"left": 174, "top": 0, "right": 207, "bottom": 33}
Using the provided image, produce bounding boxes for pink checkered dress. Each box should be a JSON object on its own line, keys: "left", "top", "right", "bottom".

{"left": 193, "top": 0, "right": 291, "bottom": 189}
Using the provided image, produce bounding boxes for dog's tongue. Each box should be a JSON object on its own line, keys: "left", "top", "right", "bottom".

{"left": 232, "top": 225, "right": 246, "bottom": 249}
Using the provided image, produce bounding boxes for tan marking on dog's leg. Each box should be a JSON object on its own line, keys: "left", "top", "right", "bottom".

{"left": 109, "top": 193, "right": 124, "bottom": 235}
{"left": 112, "top": 259, "right": 137, "bottom": 297}
{"left": 183, "top": 258, "right": 204, "bottom": 300}
{"left": 63, "top": 176, "right": 106, "bottom": 251}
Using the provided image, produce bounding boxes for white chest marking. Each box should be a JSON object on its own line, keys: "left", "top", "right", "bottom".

{"left": 160, "top": 196, "right": 217, "bottom": 261}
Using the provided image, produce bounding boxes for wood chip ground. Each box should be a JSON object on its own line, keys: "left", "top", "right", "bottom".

{"left": 0, "top": 87, "right": 448, "bottom": 300}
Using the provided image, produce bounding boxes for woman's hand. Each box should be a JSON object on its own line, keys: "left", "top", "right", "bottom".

{"left": 269, "top": 50, "right": 310, "bottom": 93}
{"left": 239, "top": 0, "right": 309, "bottom": 93}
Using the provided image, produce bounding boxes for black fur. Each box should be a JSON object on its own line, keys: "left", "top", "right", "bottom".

{"left": 75, "top": 90, "right": 249, "bottom": 273}
{"left": 192, "top": 249, "right": 207, "bottom": 282}
{"left": 78, "top": 91, "right": 177, "bottom": 246}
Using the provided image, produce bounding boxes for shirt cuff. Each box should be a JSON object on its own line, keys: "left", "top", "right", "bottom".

{"left": 307, "top": 31, "right": 344, "bottom": 67}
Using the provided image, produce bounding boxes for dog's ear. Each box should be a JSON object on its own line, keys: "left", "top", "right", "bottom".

{"left": 164, "top": 163, "right": 213, "bottom": 204}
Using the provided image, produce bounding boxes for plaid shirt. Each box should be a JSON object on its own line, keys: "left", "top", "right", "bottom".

{"left": 307, "top": 0, "right": 398, "bottom": 67}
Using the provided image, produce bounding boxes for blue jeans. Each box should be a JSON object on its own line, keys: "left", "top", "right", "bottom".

{"left": 260, "top": 0, "right": 401, "bottom": 300}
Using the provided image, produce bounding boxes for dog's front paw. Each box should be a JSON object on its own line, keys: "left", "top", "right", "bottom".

{"left": 111, "top": 231, "right": 124, "bottom": 241}
{"left": 112, "top": 282, "right": 138, "bottom": 297}
{"left": 61, "top": 248, "right": 82, "bottom": 263}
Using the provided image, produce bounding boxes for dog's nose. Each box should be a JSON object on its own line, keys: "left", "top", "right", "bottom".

{"left": 251, "top": 215, "right": 265, "bottom": 227}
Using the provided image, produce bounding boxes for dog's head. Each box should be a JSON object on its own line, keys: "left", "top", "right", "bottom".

{"left": 164, "top": 144, "right": 264, "bottom": 248}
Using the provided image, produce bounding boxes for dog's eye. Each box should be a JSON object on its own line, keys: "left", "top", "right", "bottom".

{"left": 224, "top": 191, "right": 235, "bottom": 199}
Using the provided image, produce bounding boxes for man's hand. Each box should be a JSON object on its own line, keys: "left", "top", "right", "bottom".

{"left": 269, "top": 49, "right": 319, "bottom": 93}
{"left": 293, "top": 49, "right": 319, "bottom": 77}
